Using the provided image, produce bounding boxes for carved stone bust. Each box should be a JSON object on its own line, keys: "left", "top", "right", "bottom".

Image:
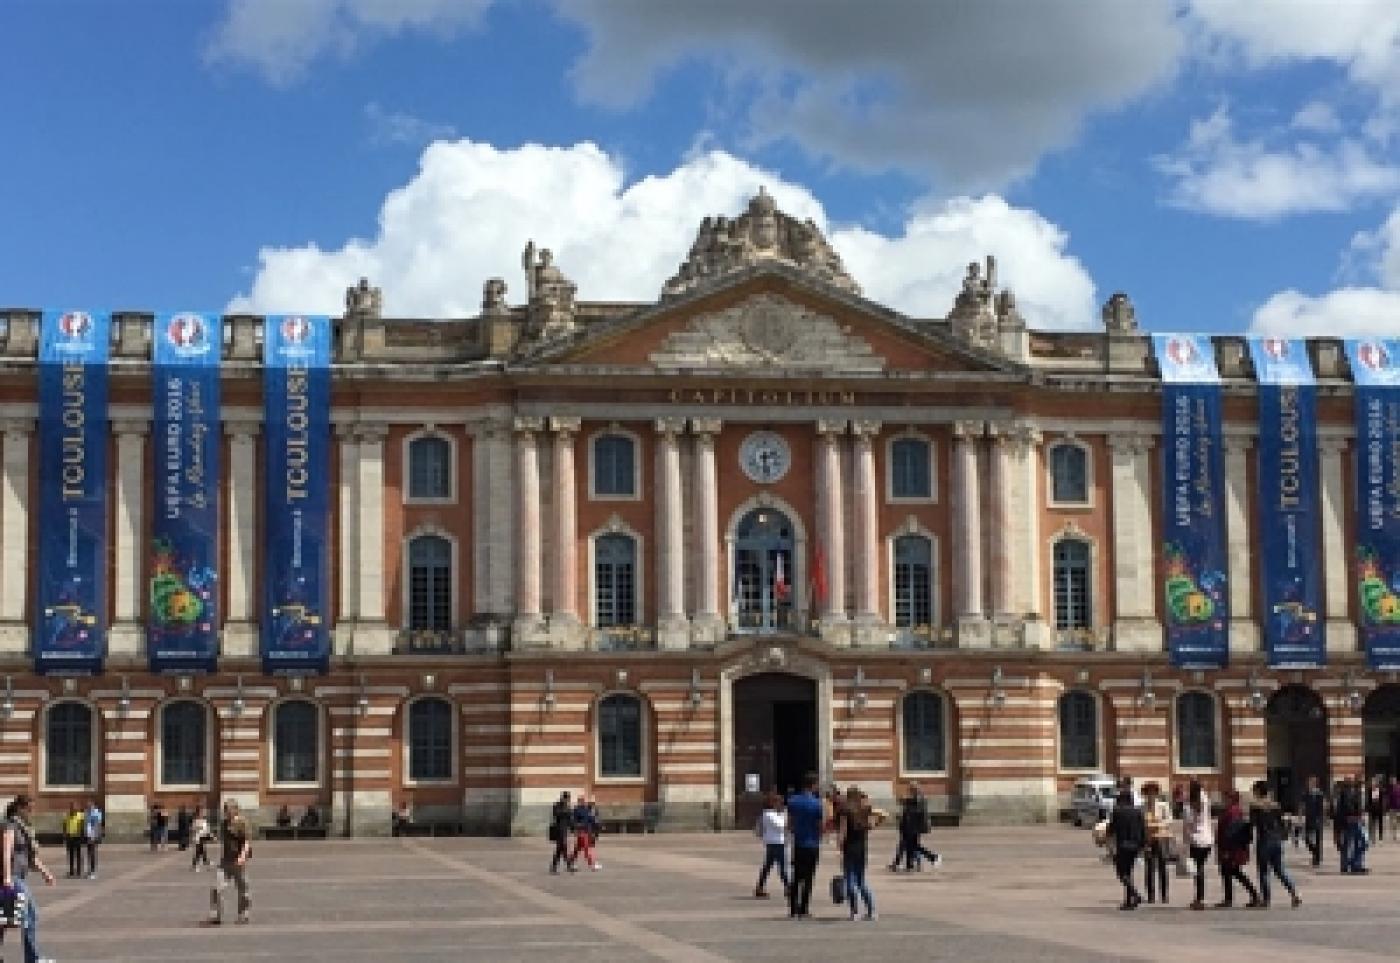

{"left": 1102, "top": 291, "right": 1138, "bottom": 333}
{"left": 345, "top": 277, "right": 382, "bottom": 318}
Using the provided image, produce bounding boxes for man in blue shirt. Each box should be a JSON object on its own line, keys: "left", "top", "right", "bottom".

{"left": 83, "top": 799, "right": 103, "bottom": 879}
{"left": 785, "top": 772, "right": 825, "bottom": 918}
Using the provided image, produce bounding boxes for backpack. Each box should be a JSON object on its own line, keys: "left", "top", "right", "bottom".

{"left": 1224, "top": 817, "right": 1253, "bottom": 850}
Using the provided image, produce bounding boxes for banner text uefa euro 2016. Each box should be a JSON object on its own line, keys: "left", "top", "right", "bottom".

{"left": 1153, "top": 334, "right": 1228, "bottom": 669}
{"left": 148, "top": 312, "right": 222, "bottom": 674}
{"left": 1346, "top": 338, "right": 1400, "bottom": 671}
{"left": 262, "top": 315, "right": 332, "bottom": 675}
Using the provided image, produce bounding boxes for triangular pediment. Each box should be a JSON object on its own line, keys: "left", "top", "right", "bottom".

{"left": 533, "top": 265, "right": 1026, "bottom": 378}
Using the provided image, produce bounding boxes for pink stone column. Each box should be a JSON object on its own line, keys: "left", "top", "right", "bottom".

{"left": 816, "top": 420, "right": 848, "bottom": 622}
{"left": 952, "top": 421, "right": 984, "bottom": 619}
{"left": 514, "top": 417, "right": 543, "bottom": 631}
{"left": 691, "top": 417, "right": 723, "bottom": 639}
{"left": 988, "top": 424, "right": 1013, "bottom": 618}
{"left": 550, "top": 416, "right": 580, "bottom": 625}
{"left": 656, "top": 417, "right": 688, "bottom": 646}
{"left": 852, "top": 421, "right": 881, "bottom": 623}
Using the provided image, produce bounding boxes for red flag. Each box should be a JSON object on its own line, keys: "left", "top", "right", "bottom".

{"left": 811, "top": 542, "right": 828, "bottom": 607}
{"left": 774, "top": 552, "right": 790, "bottom": 602}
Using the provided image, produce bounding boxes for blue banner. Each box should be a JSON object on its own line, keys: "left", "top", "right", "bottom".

{"left": 148, "top": 313, "right": 222, "bottom": 673}
{"left": 1346, "top": 338, "right": 1400, "bottom": 669}
{"left": 1248, "top": 337, "right": 1324, "bottom": 667}
{"left": 263, "top": 315, "right": 331, "bottom": 674}
{"left": 1154, "top": 334, "right": 1229, "bottom": 668}
{"left": 36, "top": 310, "right": 111, "bottom": 675}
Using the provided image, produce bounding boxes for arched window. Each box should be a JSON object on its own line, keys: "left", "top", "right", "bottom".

{"left": 274, "top": 700, "right": 319, "bottom": 784}
{"left": 1177, "top": 691, "right": 1218, "bottom": 770}
{"left": 408, "top": 534, "right": 452, "bottom": 631}
{"left": 408, "top": 698, "right": 454, "bottom": 781}
{"left": 1053, "top": 538, "right": 1092, "bottom": 631}
{"left": 901, "top": 691, "right": 946, "bottom": 773}
{"left": 595, "top": 534, "right": 637, "bottom": 627}
{"left": 1059, "top": 690, "right": 1099, "bottom": 770}
{"left": 1050, "top": 442, "right": 1089, "bottom": 505}
{"left": 890, "top": 437, "right": 932, "bottom": 500}
{"left": 598, "top": 694, "right": 643, "bottom": 778}
{"left": 46, "top": 702, "right": 93, "bottom": 787}
{"left": 161, "top": 700, "right": 208, "bottom": 786}
{"left": 408, "top": 435, "right": 452, "bottom": 501}
{"left": 592, "top": 434, "right": 636, "bottom": 498}
{"left": 893, "top": 535, "right": 933, "bottom": 628}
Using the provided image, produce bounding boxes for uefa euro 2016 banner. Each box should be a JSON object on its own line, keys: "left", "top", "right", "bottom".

{"left": 1346, "top": 338, "right": 1400, "bottom": 670}
{"left": 1154, "top": 334, "right": 1229, "bottom": 668}
{"left": 37, "top": 311, "right": 111, "bottom": 674}
{"left": 148, "top": 313, "right": 222, "bottom": 674}
{"left": 1248, "top": 337, "right": 1325, "bottom": 668}
{"left": 262, "top": 315, "right": 332, "bottom": 675}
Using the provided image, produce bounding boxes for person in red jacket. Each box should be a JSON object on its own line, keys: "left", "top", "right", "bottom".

{"left": 1214, "top": 789, "right": 1261, "bottom": 909}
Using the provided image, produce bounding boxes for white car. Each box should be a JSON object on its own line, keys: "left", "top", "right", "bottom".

{"left": 1069, "top": 776, "right": 1120, "bottom": 828}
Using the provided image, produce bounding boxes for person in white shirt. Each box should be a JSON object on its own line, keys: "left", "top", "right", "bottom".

{"left": 754, "top": 792, "right": 790, "bottom": 899}
{"left": 1181, "top": 778, "right": 1215, "bottom": 911}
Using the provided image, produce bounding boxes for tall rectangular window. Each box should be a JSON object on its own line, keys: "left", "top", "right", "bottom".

{"left": 890, "top": 438, "right": 932, "bottom": 499}
{"left": 593, "top": 434, "right": 636, "bottom": 497}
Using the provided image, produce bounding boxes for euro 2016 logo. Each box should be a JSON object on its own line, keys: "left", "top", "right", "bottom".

{"left": 166, "top": 313, "right": 208, "bottom": 354}
{"left": 281, "top": 315, "right": 311, "bottom": 344}
{"left": 1262, "top": 338, "right": 1289, "bottom": 362}
{"left": 1357, "top": 340, "right": 1391, "bottom": 373}
{"left": 1165, "top": 336, "right": 1197, "bottom": 368}
{"left": 57, "top": 311, "right": 92, "bottom": 342}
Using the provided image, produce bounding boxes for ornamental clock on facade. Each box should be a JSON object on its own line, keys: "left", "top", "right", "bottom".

{"left": 739, "top": 431, "right": 791, "bottom": 484}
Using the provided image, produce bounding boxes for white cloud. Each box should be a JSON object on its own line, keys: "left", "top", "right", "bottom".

{"left": 1156, "top": 104, "right": 1400, "bottom": 220}
{"left": 1291, "top": 102, "right": 1342, "bottom": 135}
{"left": 1251, "top": 287, "right": 1400, "bottom": 336}
{"left": 206, "top": 0, "right": 492, "bottom": 85}
{"left": 364, "top": 102, "right": 457, "bottom": 147}
{"left": 228, "top": 140, "right": 1098, "bottom": 331}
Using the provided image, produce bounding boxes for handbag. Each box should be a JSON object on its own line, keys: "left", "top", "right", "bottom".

{"left": 0, "top": 885, "right": 27, "bottom": 928}
{"left": 829, "top": 874, "right": 846, "bottom": 905}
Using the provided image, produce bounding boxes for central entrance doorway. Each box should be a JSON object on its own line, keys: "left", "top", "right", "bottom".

{"left": 1266, "top": 685, "right": 1329, "bottom": 811}
{"left": 733, "top": 508, "right": 796, "bottom": 633}
{"left": 1363, "top": 685, "right": 1400, "bottom": 780}
{"left": 732, "top": 672, "right": 817, "bottom": 827}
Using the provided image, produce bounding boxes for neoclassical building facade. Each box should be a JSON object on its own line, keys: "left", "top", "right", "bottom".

{"left": 1, "top": 191, "right": 1399, "bottom": 837}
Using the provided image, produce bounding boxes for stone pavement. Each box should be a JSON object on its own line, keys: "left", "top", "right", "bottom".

{"left": 23, "top": 825, "right": 1400, "bottom": 962}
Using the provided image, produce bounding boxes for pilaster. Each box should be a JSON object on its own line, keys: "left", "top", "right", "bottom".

{"left": 851, "top": 420, "right": 883, "bottom": 644}
{"left": 0, "top": 419, "right": 32, "bottom": 653}
{"left": 1109, "top": 433, "right": 1161, "bottom": 651}
{"left": 952, "top": 420, "right": 990, "bottom": 647}
{"left": 1319, "top": 436, "right": 1356, "bottom": 654}
{"left": 513, "top": 417, "right": 546, "bottom": 644}
{"left": 655, "top": 417, "right": 688, "bottom": 649}
{"left": 335, "top": 424, "right": 359, "bottom": 657}
{"left": 470, "top": 416, "right": 515, "bottom": 634}
{"left": 815, "top": 419, "right": 850, "bottom": 646}
{"left": 690, "top": 417, "right": 725, "bottom": 644}
{"left": 352, "top": 422, "right": 393, "bottom": 655}
{"left": 549, "top": 416, "right": 583, "bottom": 648}
{"left": 1223, "top": 436, "right": 1257, "bottom": 654}
{"left": 225, "top": 419, "right": 261, "bottom": 659}
{"left": 110, "top": 419, "right": 148, "bottom": 661}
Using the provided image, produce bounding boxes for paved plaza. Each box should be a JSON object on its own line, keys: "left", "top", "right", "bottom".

{"left": 26, "top": 826, "right": 1400, "bottom": 962}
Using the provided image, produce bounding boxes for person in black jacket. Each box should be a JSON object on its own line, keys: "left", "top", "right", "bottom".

{"left": 1107, "top": 789, "right": 1145, "bottom": 910}
{"left": 890, "top": 785, "right": 942, "bottom": 872}
{"left": 1249, "top": 781, "right": 1300, "bottom": 908}
{"left": 548, "top": 791, "right": 574, "bottom": 874}
{"left": 1299, "top": 775, "right": 1326, "bottom": 868}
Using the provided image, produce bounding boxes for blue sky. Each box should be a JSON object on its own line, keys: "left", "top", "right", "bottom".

{"left": 6, "top": 0, "right": 1400, "bottom": 335}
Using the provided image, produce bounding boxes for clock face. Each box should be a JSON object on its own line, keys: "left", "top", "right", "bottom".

{"left": 739, "top": 431, "right": 791, "bottom": 484}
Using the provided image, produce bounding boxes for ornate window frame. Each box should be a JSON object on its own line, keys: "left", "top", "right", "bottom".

{"left": 588, "top": 424, "right": 642, "bottom": 501}
{"left": 401, "top": 525, "right": 459, "bottom": 632}
{"left": 38, "top": 698, "right": 99, "bottom": 793}
{"left": 885, "top": 517, "right": 939, "bottom": 637}
{"left": 402, "top": 694, "right": 459, "bottom": 786}
{"left": 587, "top": 515, "right": 646, "bottom": 628}
{"left": 885, "top": 430, "right": 937, "bottom": 504}
{"left": 1173, "top": 689, "right": 1222, "bottom": 774}
{"left": 1049, "top": 523, "right": 1098, "bottom": 639}
{"left": 154, "top": 697, "right": 215, "bottom": 793}
{"left": 402, "top": 427, "right": 457, "bottom": 506}
{"left": 1046, "top": 435, "right": 1093, "bottom": 509}
{"left": 1056, "top": 687, "right": 1103, "bottom": 774}
{"left": 267, "top": 697, "right": 325, "bottom": 790}
{"left": 594, "top": 690, "right": 649, "bottom": 784}
{"left": 724, "top": 492, "right": 809, "bottom": 624}
{"left": 897, "top": 687, "right": 950, "bottom": 777}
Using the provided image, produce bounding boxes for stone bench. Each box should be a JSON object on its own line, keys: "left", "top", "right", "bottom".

{"left": 597, "top": 806, "right": 657, "bottom": 835}
{"left": 258, "top": 825, "right": 329, "bottom": 840}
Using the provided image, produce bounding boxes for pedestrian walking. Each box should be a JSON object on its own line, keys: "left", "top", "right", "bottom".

{"left": 1181, "top": 779, "right": 1213, "bottom": 911}
{"left": 190, "top": 805, "right": 213, "bottom": 872}
{"left": 786, "top": 772, "right": 825, "bottom": 919}
{"left": 753, "top": 791, "right": 789, "bottom": 899}
{"left": 1107, "top": 788, "right": 1145, "bottom": 910}
{"left": 1, "top": 793, "right": 57, "bottom": 963}
{"left": 838, "top": 786, "right": 883, "bottom": 921}
{"left": 1141, "top": 782, "right": 1172, "bottom": 904}
{"left": 207, "top": 799, "right": 252, "bottom": 925}
{"left": 150, "top": 800, "right": 169, "bottom": 852}
{"left": 176, "top": 805, "right": 192, "bottom": 851}
{"left": 83, "top": 798, "right": 103, "bottom": 879}
{"left": 1336, "top": 776, "right": 1368, "bottom": 873}
{"left": 891, "top": 784, "right": 941, "bottom": 872}
{"left": 1299, "top": 775, "right": 1326, "bottom": 868}
{"left": 1214, "top": 789, "right": 1261, "bottom": 908}
{"left": 548, "top": 791, "right": 573, "bottom": 873}
{"left": 1388, "top": 778, "right": 1400, "bottom": 842}
{"left": 567, "top": 793, "right": 600, "bottom": 871}
{"left": 1248, "top": 780, "right": 1300, "bottom": 908}
{"left": 1170, "top": 783, "right": 1186, "bottom": 820}
{"left": 1365, "top": 775, "right": 1385, "bottom": 844}
{"left": 62, "top": 804, "right": 84, "bottom": 879}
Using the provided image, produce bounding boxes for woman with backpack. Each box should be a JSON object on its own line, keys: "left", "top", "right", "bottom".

{"left": 1215, "top": 789, "right": 1261, "bottom": 908}
{"left": 1, "top": 794, "right": 57, "bottom": 963}
{"left": 838, "top": 786, "right": 883, "bottom": 921}
{"left": 1181, "top": 779, "right": 1214, "bottom": 911}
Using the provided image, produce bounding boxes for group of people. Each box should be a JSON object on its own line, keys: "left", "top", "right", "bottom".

{"left": 548, "top": 791, "right": 603, "bottom": 872}
{"left": 1297, "top": 773, "right": 1397, "bottom": 874}
{"left": 1104, "top": 777, "right": 1302, "bottom": 911}
{"left": 59, "top": 800, "right": 104, "bottom": 880}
